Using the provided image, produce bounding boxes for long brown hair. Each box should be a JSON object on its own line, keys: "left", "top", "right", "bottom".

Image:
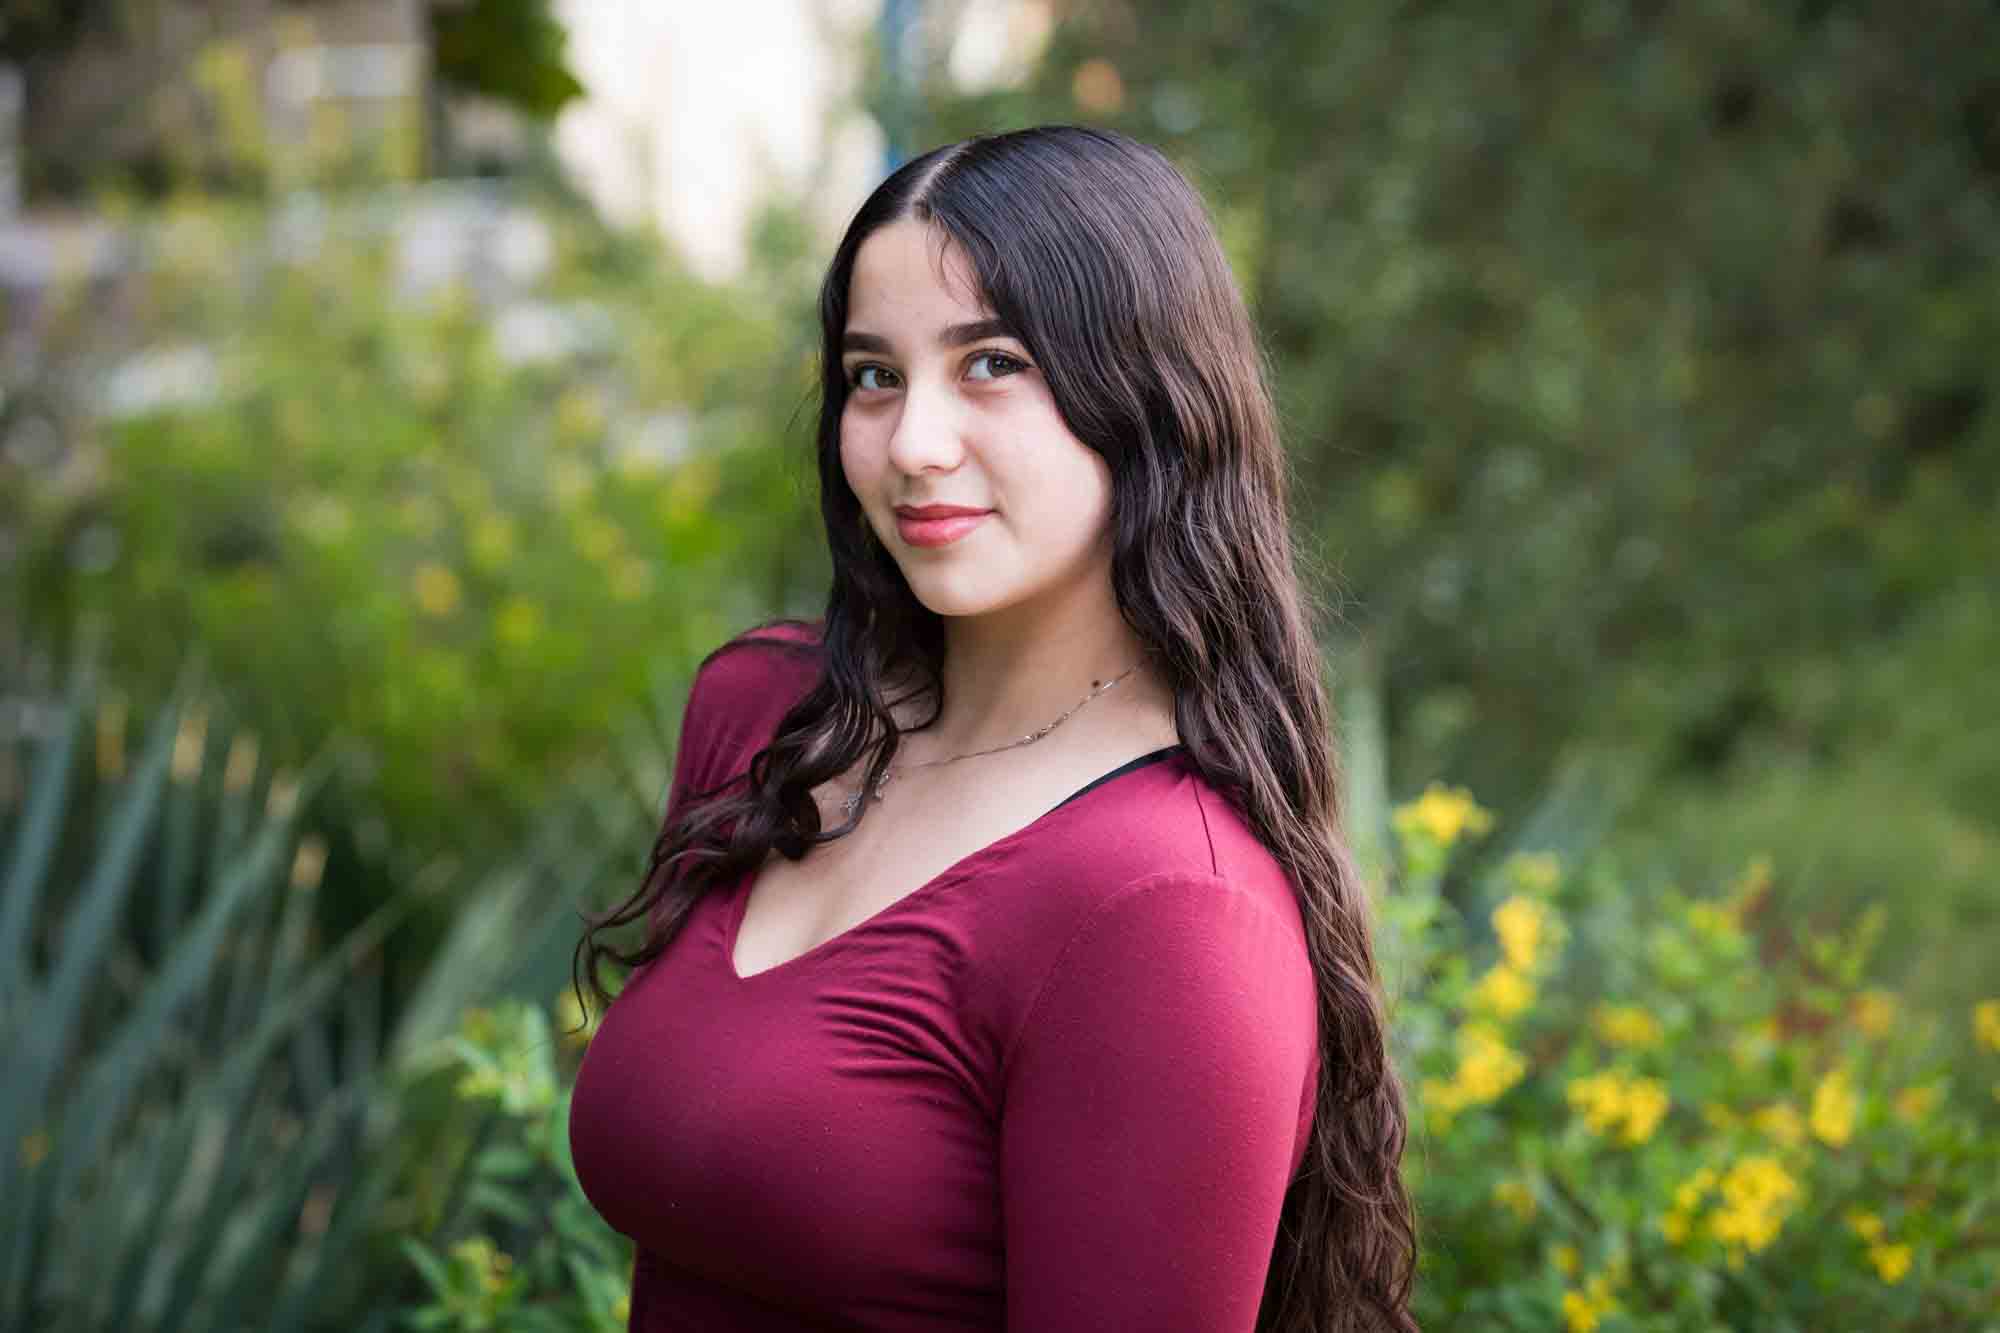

{"left": 574, "top": 124, "right": 1418, "bottom": 1332}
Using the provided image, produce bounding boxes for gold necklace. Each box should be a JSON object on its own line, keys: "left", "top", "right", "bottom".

{"left": 840, "top": 658, "right": 1148, "bottom": 819}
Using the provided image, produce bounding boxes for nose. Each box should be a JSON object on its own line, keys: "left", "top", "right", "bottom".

{"left": 884, "top": 374, "right": 966, "bottom": 476}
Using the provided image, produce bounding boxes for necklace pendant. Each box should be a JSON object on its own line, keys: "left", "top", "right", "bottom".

{"left": 841, "top": 779, "right": 879, "bottom": 819}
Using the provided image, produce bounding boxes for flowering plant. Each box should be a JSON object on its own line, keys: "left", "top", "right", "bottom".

{"left": 1390, "top": 783, "right": 2000, "bottom": 1330}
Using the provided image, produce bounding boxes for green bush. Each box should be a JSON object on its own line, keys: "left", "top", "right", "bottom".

{"left": 908, "top": 0, "right": 2000, "bottom": 1022}
{"left": 14, "top": 185, "right": 825, "bottom": 869}
{"left": 0, "top": 656, "right": 412, "bottom": 1330}
{"left": 393, "top": 999, "right": 630, "bottom": 1333}
{"left": 1388, "top": 784, "right": 1999, "bottom": 1330}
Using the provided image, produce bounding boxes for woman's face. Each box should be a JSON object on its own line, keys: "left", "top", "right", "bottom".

{"left": 838, "top": 218, "right": 1115, "bottom": 620}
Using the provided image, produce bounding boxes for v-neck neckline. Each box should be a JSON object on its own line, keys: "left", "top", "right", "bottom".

{"left": 722, "top": 746, "right": 1188, "bottom": 983}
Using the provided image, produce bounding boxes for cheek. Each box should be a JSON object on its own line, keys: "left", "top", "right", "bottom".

{"left": 838, "top": 412, "right": 878, "bottom": 493}
{"left": 1009, "top": 431, "right": 1114, "bottom": 548}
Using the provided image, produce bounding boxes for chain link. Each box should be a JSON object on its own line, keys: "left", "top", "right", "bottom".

{"left": 839, "top": 654, "right": 1152, "bottom": 819}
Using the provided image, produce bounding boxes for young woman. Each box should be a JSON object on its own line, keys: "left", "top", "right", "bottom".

{"left": 569, "top": 125, "right": 1417, "bottom": 1332}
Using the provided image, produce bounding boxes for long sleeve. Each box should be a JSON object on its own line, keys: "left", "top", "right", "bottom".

{"left": 998, "top": 869, "right": 1317, "bottom": 1331}
{"left": 660, "top": 660, "right": 717, "bottom": 823}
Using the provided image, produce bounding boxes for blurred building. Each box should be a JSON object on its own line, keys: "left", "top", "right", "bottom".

{"left": 0, "top": 1, "right": 1056, "bottom": 281}
{"left": 548, "top": 0, "right": 888, "bottom": 282}
{"left": 545, "top": 0, "right": 1051, "bottom": 281}
{"left": 5, "top": 0, "right": 431, "bottom": 206}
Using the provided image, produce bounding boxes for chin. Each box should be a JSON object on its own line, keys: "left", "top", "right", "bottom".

{"left": 907, "top": 584, "right": 1011, "bottom": 620}
{"left": 897, "top": 566, "right": 1024, "bottom": 620}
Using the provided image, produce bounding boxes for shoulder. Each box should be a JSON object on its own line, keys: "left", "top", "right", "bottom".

{"left": 676, "top": 617, "right": 825, "bottom": 790}
{"left": 1006, "top": 754, "right": 1307, "bottom": 959}
{"left": 996, "top": 862, "right": 1319, "bottom": 1153}
{"left": 985, "top": 765, "right": 1315, "bottom": 1078}
{"left": 691, "top": 617, "right": 823, "bottom": 703}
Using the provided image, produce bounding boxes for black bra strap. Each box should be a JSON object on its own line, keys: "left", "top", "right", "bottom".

{"left": 1048, "top": 744, "right": 1187, "bottom": 813}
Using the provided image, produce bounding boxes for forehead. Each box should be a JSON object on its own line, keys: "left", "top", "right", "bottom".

{"left": 846, "top": 218, "right": 993, "bottom": 329}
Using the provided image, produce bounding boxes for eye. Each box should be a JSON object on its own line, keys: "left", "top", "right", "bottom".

{"left": 847, "top": 363, "right": 901, "bottom": 392}
{"left": 966, "top": 351, "right": 1028, "bottom": 382}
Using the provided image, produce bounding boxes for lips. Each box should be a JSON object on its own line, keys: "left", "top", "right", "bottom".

{"left": 894, "top": 504, "right": 991, "bottom": 519}
{"left": 893, "top": 505, "right": 990, "bottom": 548}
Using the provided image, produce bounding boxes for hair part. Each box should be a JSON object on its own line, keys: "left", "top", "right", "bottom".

{"left": 575, "top": 124, "right": 1418, "bottom": 1332}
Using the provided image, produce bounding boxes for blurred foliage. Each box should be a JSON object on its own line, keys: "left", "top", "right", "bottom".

{"left": 0, "top": 0, "right": 107, "bottom": 62}
{"left": 350, "top": 654, "right": 702, "bottom": 1332}
{"left": 430, "top": 0, "right": 586, "bottom": 120}
{"left": 1385, "top": 785, "right": 1999, "bottom": 1331}
{"left": 1, "top": 0, "right": 583, "bottom": 202}
{"left": 906, "top": 0, "right": 2000, "bottom": 1014}
{"left": 393, "top": 1000, "right": 631, "bottom": 1333}
{"left": 0, "top": 636, "right": 703, "bottom": 1329}
{"left": 0, "top": 653, "right": 410, "bottom": 1330}
{"left": 10, "top": 180, "right": 825, "bottom": 899}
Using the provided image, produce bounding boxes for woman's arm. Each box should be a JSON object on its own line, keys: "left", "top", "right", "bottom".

{"left": 998, "top": 869, "right": 1317, "bottom": 1330}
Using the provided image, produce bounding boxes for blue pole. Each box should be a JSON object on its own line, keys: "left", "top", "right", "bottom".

{"left": 878, "top": 0, "right": 917, "bottom": 173}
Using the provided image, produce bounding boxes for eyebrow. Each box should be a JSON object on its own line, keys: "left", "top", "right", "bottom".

{"left": 841, "top": 318, "right": 1017, "bottom": 355}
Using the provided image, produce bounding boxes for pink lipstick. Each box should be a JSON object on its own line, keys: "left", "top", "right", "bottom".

{"left": 893, "top": 504, "right": 991, "bottom": 548}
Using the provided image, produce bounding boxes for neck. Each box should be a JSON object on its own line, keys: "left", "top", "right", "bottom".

{"left": 904, "top": 576, "right": 1175, "bottom": 759}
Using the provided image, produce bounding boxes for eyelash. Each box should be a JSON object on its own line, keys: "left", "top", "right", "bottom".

{"left": 845, "top": 351, "right": 1029, "bottom": 392}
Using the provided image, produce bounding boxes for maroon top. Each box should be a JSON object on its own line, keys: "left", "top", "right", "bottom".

{"left": 568, "top": 624, "right": 1320, "bottom": 1331}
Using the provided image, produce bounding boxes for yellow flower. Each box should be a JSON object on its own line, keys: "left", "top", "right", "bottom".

{"left": 1392, "top": 782, "right": 1495, "bottom": 849}
{"left": 1552, "top": 1243, "right": 1580, "bottom": 1275}
{"left": 1592, "top": 1003, "right": 1664, "bottom": 1049}
{"left": 1975, "top": 999, "right": 2000, "bottom": 1052}
{"left": 1673, "top": 1165, "right": 1719, "bottom": 1213}
{"left": 1566, "top": 1070, "right": 1671, "bottom": 1145}
{"left": 1892, "top": 1082, "right": 1941, "bottom": 1125}
{"left": 1419, "top": 1075, "right": 1460, "bottom": 1120}
{"left": 1492, "top": 1178, "right": 1536, "bottom": 1222}
{"left": 1687, "top": 899, "right": 1740, "bottom": 939}
{"left": 1810, "top": 1066, "right": 1858, "bottom": 1148}
{"left": 1844, "top": 1209, "right": 1884, "bottom": 1242}
{"left": 1853, "top": 989, "right": 1898, "bottom": 1038}
{"left": 1701, "top": 1102, "right": 1740, "bottom": 1131}
{"left": 1470, "top": 964, "right": 1535, "bottom": 1020}
{"left": 1708, "top": 1155, "right": 1801, "bottom": 1256}
{"left": 1663, "top": 1166, "right": 1718, "bottom": 1246}
{"left": 1492, "top": 895, "right": 1552, "bottom": 972}
{"left": 1562, "top": 1273, "right": 1619, "bottom": 1333}
{"left": 1621, "top": 1077, "right": 1671, "bottom": 1144}
{"left": 449, "top": 1236, "right": 515, "bottom": 1294}
{"left": 1867, "top": 1241, "right": 1912, "bottom": 1284}
{"left": 1566, "top": 1072, "right": 1624, "bottom": 1137}
{"left": 412, "top": 562, "right": 462, "bottom": 617}
{"left": 494, "top": 595, "right": 544, "bottom": 647}
{"left": 1454, "top": 1022, "right": 1528, "bottom": 1103}
{"left": 1424, "top": 1022, "right": 1529, "bottom": 1122}
{"left": 1752, "top": 1101, "right": 1805, "bottom": 1148}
